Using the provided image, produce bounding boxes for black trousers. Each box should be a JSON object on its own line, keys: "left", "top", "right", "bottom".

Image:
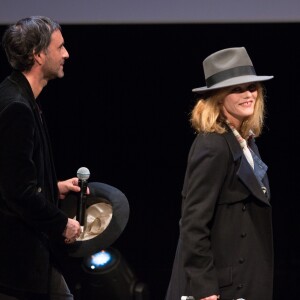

{"left": 0, "top": 267, "right": 73, "bottom": 300}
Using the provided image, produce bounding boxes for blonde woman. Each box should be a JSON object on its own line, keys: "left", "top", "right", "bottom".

{"left": 166, "top": 47, "right": 273, "bottom": 300}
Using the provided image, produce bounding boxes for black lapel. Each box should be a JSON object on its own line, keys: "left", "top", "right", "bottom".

{"left": 223, "top": 129, "right": 270, "bottom": 206}
{"left": 34, "top": 102, "right": 59, "bottom": 204}
{"left": 237, "top": 156, "right": 270, "bottom": 206}
{"left": 247, "top": 137, "right": 270, "bottom": 196}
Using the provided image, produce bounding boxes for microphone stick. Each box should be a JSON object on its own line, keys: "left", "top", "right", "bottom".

{"left": 76, "top": 167, "right": 90, "bottom": 236}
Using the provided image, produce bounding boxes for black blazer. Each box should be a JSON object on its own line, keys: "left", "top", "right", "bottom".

{"left": 0, "top": 72, "right": 68, "bottom": 293}
{"left": 166, "top": 129, "right": 273, "bottom": 300}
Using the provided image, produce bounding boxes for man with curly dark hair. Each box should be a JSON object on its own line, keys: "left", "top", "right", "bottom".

{"left": 0, "top": 16, "right": 82, "bottom": 300}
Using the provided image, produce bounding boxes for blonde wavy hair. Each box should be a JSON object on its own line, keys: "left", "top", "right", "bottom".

{"left": 190, "top": 83, "right": 266, "bottom": 139}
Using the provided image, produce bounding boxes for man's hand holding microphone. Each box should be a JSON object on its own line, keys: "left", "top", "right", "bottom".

{"left": 58, "top": 167, "right": 90, "bottom": 244}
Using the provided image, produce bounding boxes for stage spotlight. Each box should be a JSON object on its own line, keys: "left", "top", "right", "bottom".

{"left": 81, "top": 247, "right": 149, "bottom": 300}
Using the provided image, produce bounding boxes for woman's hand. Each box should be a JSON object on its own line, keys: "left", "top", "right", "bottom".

{"left": 200, "top": 295, "right": 220, "bottom": 300}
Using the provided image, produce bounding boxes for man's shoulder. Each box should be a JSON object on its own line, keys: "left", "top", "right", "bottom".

{"left": 0, "top": 74, "right": 31, "bottom": 110}
{"left": 0, "top": 85, "right": 31, "bottom": 114}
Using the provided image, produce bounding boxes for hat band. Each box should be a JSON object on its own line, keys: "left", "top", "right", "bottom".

{"left": 206, "top": 65, "right": 256, "bottom": 87}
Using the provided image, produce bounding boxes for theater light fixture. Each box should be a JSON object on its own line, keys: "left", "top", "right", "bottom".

{"left": 81, "top": 247, "right": 150, "bottom": 300}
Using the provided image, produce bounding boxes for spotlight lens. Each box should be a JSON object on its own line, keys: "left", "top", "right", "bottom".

{"left": 85, "top": 250, "right": 114, "bottom": 270}
{"left": 92, "top": 251, "right": 111, "bottom": 266}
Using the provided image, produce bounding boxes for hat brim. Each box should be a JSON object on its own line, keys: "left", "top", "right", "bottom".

{"left": 60, "top": 182, "right": 130, "bottom": 257}
{"left": 192, "top": 75, "right": 274, "bottom": 94}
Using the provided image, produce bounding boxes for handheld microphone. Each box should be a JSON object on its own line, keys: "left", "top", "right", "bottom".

{"left": 76, "top": 167, "right": 90, "bottom": 227}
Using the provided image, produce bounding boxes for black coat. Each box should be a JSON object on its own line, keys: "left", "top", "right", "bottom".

{"left": 166, "top": 129, "right": 273, "bottom": 300}
{"left": 0, "top": 72, "right": 68, "bottom": 293}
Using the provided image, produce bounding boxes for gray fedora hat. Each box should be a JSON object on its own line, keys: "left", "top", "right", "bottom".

{"left": 192, "top": 47, "right": 273, "bottom": 94}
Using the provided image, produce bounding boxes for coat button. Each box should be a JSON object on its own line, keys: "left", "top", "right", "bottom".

{"left": 242, "top": 205, "right": 246, "bottom": 211}
{"left": 241, "top": 232, "right": 247, "bottom": 238}
{"left": 239, "top": 258, "right": 245, "bottom": 264}
{"left": 37, "top": 187, "right": 42, "bottom": 193}
{"left": 237, "top": 283, "right": 244, "bottom": 289}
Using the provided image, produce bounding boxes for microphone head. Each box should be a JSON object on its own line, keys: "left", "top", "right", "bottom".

{"left": 77, "top": 167, "right": 90, "bottom": 180}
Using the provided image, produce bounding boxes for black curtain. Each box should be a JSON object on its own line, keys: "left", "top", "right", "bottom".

{"left": 0, "top": 23, "right": 299, "bottom": 299}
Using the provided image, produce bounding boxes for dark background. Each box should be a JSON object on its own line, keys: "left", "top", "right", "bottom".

{"left": 0, "top": 23, "right": 299, "bottom": 299}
